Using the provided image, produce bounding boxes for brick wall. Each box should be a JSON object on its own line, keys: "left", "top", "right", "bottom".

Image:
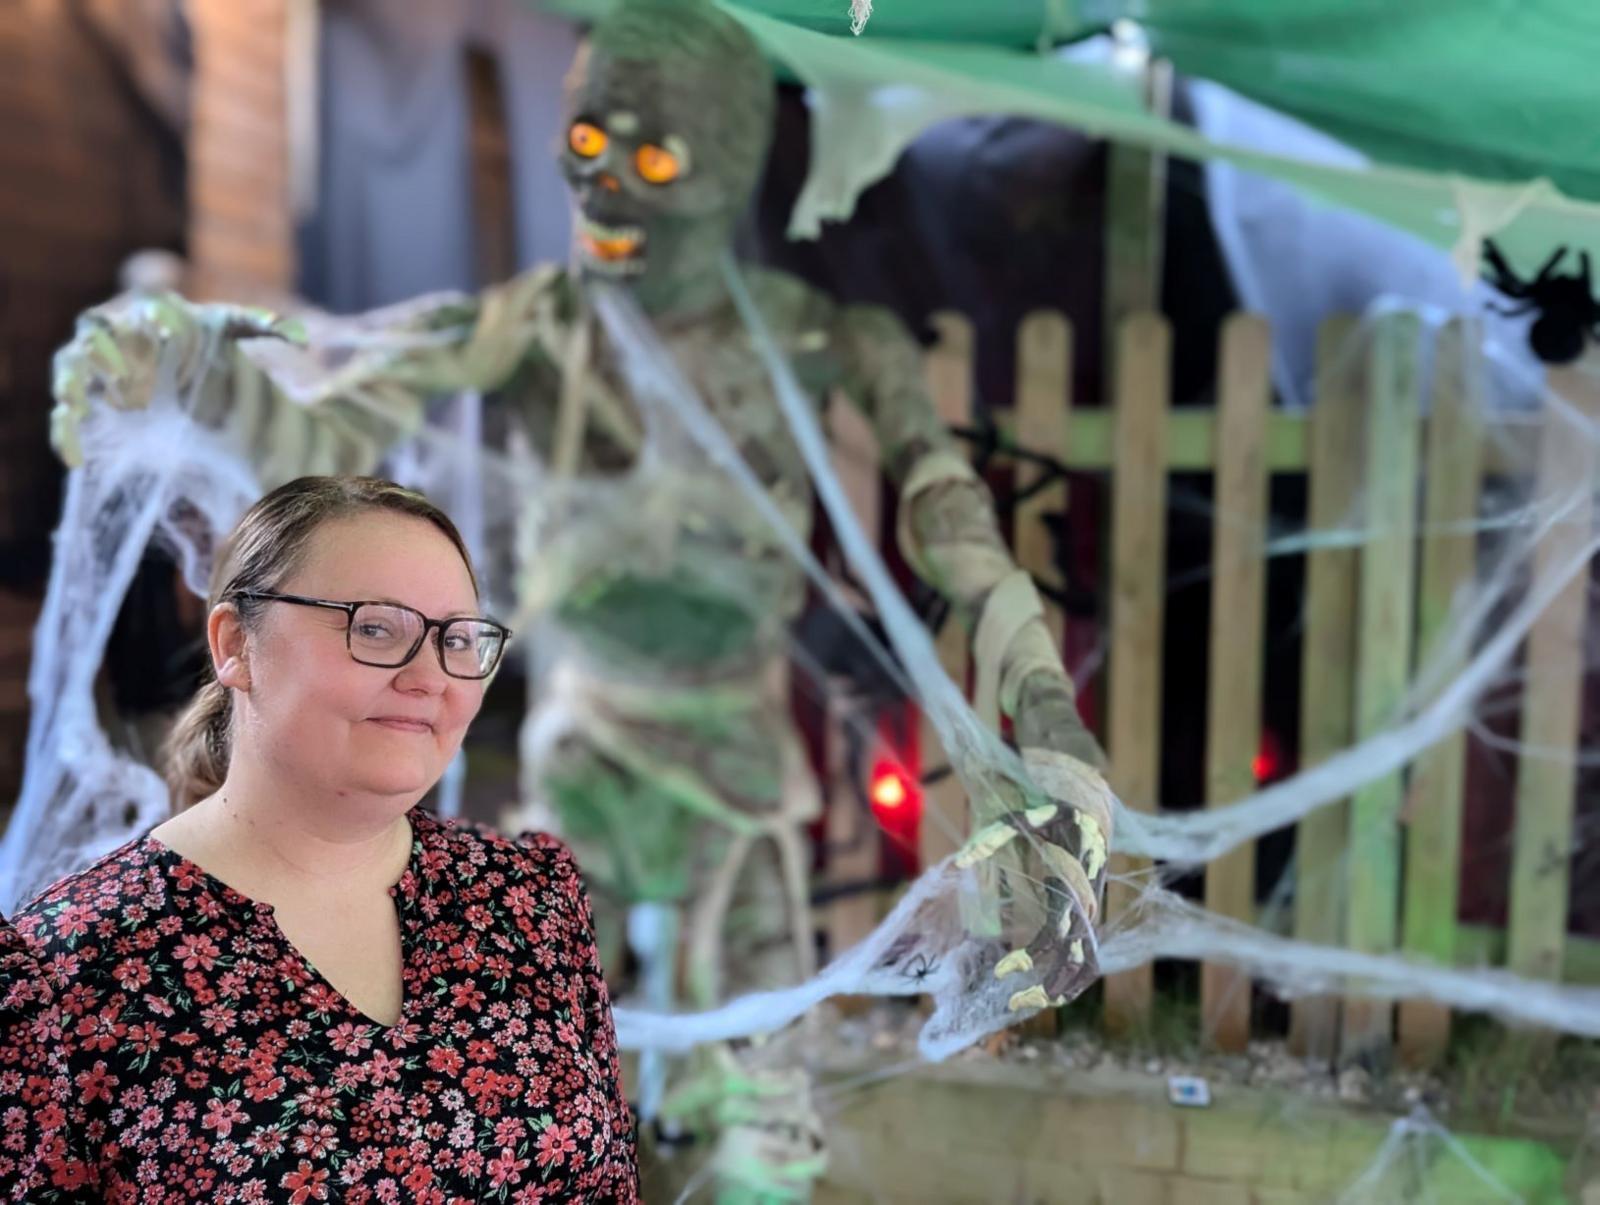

{"left": 185, "top": 0, "right": 294, "bottom": 302}
{"left": 0, "top": 0, "right": 185, "bottom": 816}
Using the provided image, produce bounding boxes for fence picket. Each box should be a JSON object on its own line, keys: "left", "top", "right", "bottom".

{"left": 1399, "top": 319, "right": 1484, "bottom": 1066}
{"left": 1289, "top": 318, "right": 1364, "bottom": 1061}
{"left": 1342, "top": 313, "right": 1423, "bottom": 1062}
{"left": 918, "top": 312, "right": 977, "bottom": 872}
{"left": 1201, "top": 315, "right": 1271, "bottom": 1052}
{"left": 1507, "top": 357, "right": 1600, "bottom": 989}
{"left": 1103, "top": 312, "right": 1171, "bottom": 1037}
{"left": 1012, "top": 310, "right": 1074, "bottom": 1039}
{"left": 825, "top": 396, "right": 886, "bottom": 963}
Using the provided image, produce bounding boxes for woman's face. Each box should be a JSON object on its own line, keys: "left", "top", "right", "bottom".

{"left": 231, "top": 513, "right": 488, "bottom": 804}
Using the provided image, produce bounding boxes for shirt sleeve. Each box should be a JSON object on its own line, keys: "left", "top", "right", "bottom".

{"left": 521, "top": 833, "right": 641, "bottom": 1202}
{"left": 0, "top": 913, "right": 98, "bottom": 1202}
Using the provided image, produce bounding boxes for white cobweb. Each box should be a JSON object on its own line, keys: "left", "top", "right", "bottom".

{"left": 1336, "top": 1107, "right": 1534, "bottom": 1203}
{"left": 4, "top": 265, "right": 1599, "bottom": 1199}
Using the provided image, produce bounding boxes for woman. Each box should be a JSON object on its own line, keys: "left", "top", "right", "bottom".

{"left": 0, "top": 476, "right": 639, "bottom": 1202}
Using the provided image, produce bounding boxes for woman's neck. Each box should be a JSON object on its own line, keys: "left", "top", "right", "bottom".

{"left": 163, "top": 765, "right": 416, "bottom": 900}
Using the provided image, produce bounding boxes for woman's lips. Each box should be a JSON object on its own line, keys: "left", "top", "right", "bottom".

{"left": 369, "top": 717, "right": 433, "bottom": 734}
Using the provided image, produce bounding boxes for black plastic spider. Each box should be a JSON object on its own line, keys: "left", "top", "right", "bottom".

{"left": 1482, "top": 240, "right": 1600, "bottom": 365}
{"left": 900, "top": 953, "right": 940, "bottom": 988}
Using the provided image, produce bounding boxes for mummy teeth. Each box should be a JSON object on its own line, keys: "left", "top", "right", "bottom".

{"left": 577, "top": 217, "right": 647, "bottom": 271}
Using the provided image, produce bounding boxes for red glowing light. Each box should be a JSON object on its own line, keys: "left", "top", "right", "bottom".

{"left": 1253, "top": 731, "right": 1284, "bottom": 783}
{"left": 871, "top": 769, "right": 908, "bottom": 809}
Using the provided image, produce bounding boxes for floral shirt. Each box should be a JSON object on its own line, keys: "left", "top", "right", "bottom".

{"left": 0, "top": 808, "right": 638, "bottom": 1202}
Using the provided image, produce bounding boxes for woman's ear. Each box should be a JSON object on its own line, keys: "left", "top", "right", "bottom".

{"left": 209, "top": 602, "right": 252, "bottom": 691}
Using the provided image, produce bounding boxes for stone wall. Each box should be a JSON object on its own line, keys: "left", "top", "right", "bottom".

{"left": 808, "top": 1058, "right": 1575, "bottom": 1203}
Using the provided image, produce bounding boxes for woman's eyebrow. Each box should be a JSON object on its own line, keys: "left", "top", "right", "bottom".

{"left": 370, "top": 596, "right": 480, "bottom": 618}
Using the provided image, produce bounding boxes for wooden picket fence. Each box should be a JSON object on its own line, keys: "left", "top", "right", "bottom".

{"left": 822, "top": 308, "right": 1600, "bottom": 1066}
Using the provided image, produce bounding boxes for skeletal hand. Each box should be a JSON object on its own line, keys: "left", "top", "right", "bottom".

{"left": 50, "top": 293, "right": 299, "bottom": 466}
{"left": 955, "top": 752, "right": 1113, "bottom": 1013}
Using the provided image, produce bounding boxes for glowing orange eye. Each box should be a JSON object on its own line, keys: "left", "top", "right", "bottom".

{"left": 568, "top": 122, "right": 608, "bottom": 159}
{"left": 635, "top": 144, "right": 681, "bottom": 185}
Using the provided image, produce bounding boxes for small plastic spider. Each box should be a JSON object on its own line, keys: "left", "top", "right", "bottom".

{"left": 1482, "top": 240, "right": 1600, "bottom": 365}
{"left": 900, "top": 953, "right": 940, "bottom": 987}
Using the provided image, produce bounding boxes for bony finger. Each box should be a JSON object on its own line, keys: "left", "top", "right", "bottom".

{"left": 146, "top": 295, "right": 190, "bottom": 339}
{"left": 86, "top": 327, "right": 128, "bottom": 378}
{"left": 51, "top": 355, "right": 85, "bottom": 405}
{"left": 1038, "top": 842, "right": 1098, "bottom": 928}
{"left": 1007, "top": 985, "right": 1052, "bottom": 1013}
{"left": 271, "top": 316, "right": 309, "bottom": 345}
{"left": 1022, "top": 804, "right": 1058, "bottom": 829}
{"left": 1075, "top": 809, "right": 1108, "bottom": 879}
{"left": 993, "top": 948, "right": 1033, "bottom": 980}
{"left": 954, "top": 820, "right": 1020, "bottom": 869}
{"left": 49, "top": 405, "right": 84, "bottom": 467}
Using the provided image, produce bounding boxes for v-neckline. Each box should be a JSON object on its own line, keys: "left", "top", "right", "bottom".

{"left": 143, "top": 812, "right": 428, "bottom": 1031}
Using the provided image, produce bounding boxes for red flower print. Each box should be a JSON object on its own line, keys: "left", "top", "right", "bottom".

{"left": 462, "top": 1066, "right": 495, "bottom": 1099}
{"left": 403, "top": 1162, "right": 435, "bottom": 1191}
{"left": 0, "top": 811, "right": 638, "bottom": 1200}
{"left": 200, "top": 1003, "right": 237, "bottom": 1035}
{"left": 534, "top": 1123, "right": 577, "bottom": 1170}
{"left": 53, "top": 902, "right": 96, "bottom": 940}
{"left": 172, "top": 933, "right": 221, "bottom": 971}
{"left": 112, "top": 958, "right": 151, "bottom": 991}
{"left": 201, "top": 1097, "right": 248, "bottom": 1138}
{"left": 426, "top": 1045, "right": 464, "bottom": 1076}
{"left": 75, "top": 1060, "right": 118, "bottom": 1105}
{"left": 75, "top": 1010, "right": 127, "bottom": 1053}
{"left": 489, "top": 1146, "right": 530, "bottom": 1188}
{"left": 292, "top": 1121, "right": 339, "bottom": 1158}
{"left": 448, "top": 981, "right": 485, "bottom": 1012}
{"left": 364, "top": 1050, "right": 403, "bottom": 1084}
{"left": 327, "top": 1022, "right": 374, "bottom": 1055}
{"left": 279, "top": 1159, "right": 330, "bottom": 1203}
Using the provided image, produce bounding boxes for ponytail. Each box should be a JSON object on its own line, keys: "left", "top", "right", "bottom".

{"left": 162, "top": 675, "right": 232, "bottom": 811}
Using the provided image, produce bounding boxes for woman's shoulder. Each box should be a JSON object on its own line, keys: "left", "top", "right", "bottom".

{"left": 10, "top": 834, "right": 171, "bottom": 967}
{"left": 412, "top": 808, "right": 582, "bottom": 900}
{"left": 0, "top": 908, "right": 52, "bottom": 1015}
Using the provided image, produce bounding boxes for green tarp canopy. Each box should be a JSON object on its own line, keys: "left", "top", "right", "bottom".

{"left": 546, "top": 0, "right": 1600, "bottom": 273}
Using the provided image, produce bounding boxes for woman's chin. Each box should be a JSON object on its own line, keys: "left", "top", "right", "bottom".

{"left": 346, "top": 763, "right": 438, "bottom": 801}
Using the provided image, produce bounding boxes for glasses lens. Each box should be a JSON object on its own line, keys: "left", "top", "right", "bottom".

{"left": 440, "top": 619, "right": 505, "bottom": 679}
{"left": 350, "top": 603, "right": 425, "bottom": 666}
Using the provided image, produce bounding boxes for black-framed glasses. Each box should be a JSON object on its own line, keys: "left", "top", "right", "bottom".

{"left": 230, "top": 591, "right": 512, "bottom": 680}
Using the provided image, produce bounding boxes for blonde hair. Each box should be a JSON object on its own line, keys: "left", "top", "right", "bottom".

{"left": 163, "top": 475, "right": 478, "bottom": 811}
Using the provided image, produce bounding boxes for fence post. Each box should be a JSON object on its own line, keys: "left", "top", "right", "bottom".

{"left": 1507, "top": 356, "right": 1600, "bottom": 991}
{"left": 1201, "top": 314, "right": 1271, "bottom": 1052}
{"left": 1103, "top": 312, "right": 1171, "bottom": 1038}
{"left": 1101, "top": 58, "right": 1172, "bottom": 391}
{"left": 1342, "top": 312, "right": 1423, "bottom": 1063}
{"left": 824, "top": 395, "right": 886, "bottom": 966}
{"left": 918, "top": 312, "right": 976, "bottom": 873}
{"left": 1399, "top": 318, "right": 1484, "bottom": 1066}
{"left": 1289, "top": 318, "right": 1364, "bottom": 1061}
{"left": 1012, "top": 310, "right": 1075, "bottom": 1039}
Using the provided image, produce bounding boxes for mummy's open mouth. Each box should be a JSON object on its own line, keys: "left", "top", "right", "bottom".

{"left": 578, "top": 219, "right": 646, "bottom": 274}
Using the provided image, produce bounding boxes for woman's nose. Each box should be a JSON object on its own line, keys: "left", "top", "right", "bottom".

{"left": 394, "top": 644, "right": 449, "bottom": 694}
